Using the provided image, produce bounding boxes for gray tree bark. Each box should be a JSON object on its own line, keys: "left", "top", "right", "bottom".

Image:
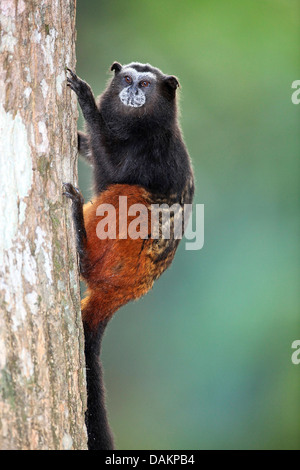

{"left": 0, "top": 0, "right": 87, "bottom": 450}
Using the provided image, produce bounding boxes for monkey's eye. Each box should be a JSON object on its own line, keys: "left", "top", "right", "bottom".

{"left": 140, "top": 80, "right": 150, "bottom": 88}
{"left": 124, "top": 76, "right": 132, "bottom": 85}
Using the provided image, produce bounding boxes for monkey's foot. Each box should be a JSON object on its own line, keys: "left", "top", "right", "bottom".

{"left": 63, "top": 182, "right": 84, "bottom": 205}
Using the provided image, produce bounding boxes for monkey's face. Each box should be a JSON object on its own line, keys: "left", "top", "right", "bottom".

{"left": 106, "top": 62, "right": 180, "bottom": 122}
{"left": 116, "top": 67, "right": 156, "bottom": 108}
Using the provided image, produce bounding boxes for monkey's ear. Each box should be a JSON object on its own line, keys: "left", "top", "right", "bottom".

{"left": 164, "top": 75, "right": 180, "bottom": 90}
{"left": 110, "top": 62, "right": 122, "bottom": 73}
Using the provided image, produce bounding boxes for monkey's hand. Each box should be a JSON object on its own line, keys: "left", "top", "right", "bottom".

{"left": 66, "top": 69, "right": 93, "bottom": 100}
{"left": 66, "top": 69, "right": 98, "bottom": 122}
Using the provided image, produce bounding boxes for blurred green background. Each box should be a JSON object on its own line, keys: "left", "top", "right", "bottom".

{"left": 76, "top": 0, "right": 299, "bottom": 449}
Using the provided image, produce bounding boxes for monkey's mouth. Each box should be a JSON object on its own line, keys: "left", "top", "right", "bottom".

{"left": 119, "top": 88, "right": 145, "bottom": 108}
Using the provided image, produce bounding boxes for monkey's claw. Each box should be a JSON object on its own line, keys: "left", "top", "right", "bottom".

{"left": 63, "top": 182, "right": 84, "bottom": 205}
{"left": 66, "top": 67, "right": 76, "bottom": 78}
{"left": 66, "top": 68, "right": 79, "bottom": 91}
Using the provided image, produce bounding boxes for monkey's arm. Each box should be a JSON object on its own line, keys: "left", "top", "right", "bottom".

{"left": 67, "top": 69, "right": 117, "bottom": 181}
{"left": 78, "top": 131, "right": 93, "bottom": 165}
{"left": 67, "top": 69, "right": 99, "bottom": 127}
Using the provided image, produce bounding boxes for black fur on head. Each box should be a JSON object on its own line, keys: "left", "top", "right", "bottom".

{"left": 99, "top": 62, "right": 180, "bottom": 134}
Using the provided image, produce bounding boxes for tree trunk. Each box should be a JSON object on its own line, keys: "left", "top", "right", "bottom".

{"left": 0, "top": 0, "right": 87, "bottom": 450}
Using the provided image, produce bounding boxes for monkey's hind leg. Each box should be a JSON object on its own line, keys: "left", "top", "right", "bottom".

{"left": 63, "top": 182, "right": 87, "bottom": 274}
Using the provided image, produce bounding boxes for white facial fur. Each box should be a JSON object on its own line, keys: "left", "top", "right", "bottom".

{"left": 119, "top": 68, "right": 156, "bottom": 108}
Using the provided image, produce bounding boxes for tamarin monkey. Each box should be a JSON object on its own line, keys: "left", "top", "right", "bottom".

{"left": 64, "top": 62, "right": 194, "bottom": 450}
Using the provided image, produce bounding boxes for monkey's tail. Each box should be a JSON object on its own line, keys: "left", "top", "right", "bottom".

{"left": 83, "top": 319, "right": 115, "bottom": 450}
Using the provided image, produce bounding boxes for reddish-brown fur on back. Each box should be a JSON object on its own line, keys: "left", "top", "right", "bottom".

{"left": 81, "top": 184, "right": 174, "bottom": 329}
